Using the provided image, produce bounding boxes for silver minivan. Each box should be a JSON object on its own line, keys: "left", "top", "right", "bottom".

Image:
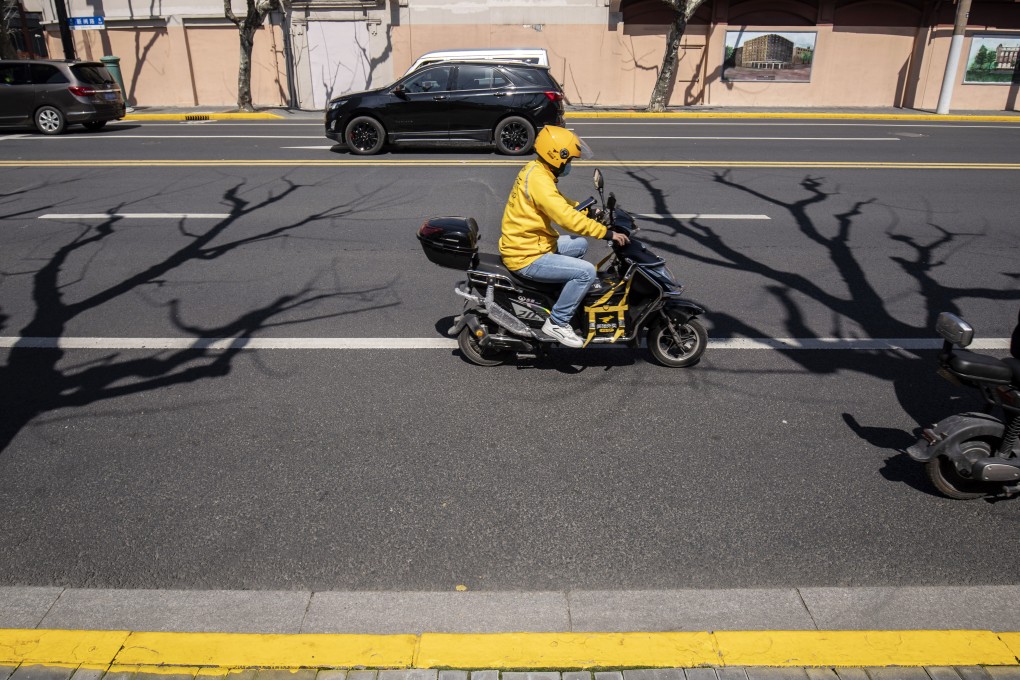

{"left": 0, "top": 59, "right": 126, "bottom": 135}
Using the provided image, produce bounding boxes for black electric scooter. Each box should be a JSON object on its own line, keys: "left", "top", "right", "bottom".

{"left": 417, "top": 169, "right": 708, "bottom": 367}
{"left": 905, "top": 312, "right": 1020, "bottom": 499}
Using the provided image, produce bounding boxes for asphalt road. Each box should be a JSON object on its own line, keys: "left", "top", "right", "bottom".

{"left": 1, "top": 117, "right": 1018, "bottom": 591}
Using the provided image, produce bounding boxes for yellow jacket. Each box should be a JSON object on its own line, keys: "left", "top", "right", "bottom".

{"left": 499, "top": 160, "right": 609, "bottom": 271}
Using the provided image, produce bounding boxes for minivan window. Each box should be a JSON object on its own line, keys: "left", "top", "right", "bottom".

{"left": 455, "top": 65, "right": 510, "bottom": 91}
{"left": 0, "top": 63, "right": 31, "bottom": 85}
{"left": 70, "top": 65, "right": 114, "bottom": 85}
{"left": 30, "top": 64, "right": 68, "bottom": 84}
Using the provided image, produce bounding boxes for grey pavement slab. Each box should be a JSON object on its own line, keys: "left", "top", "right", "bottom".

{"left": 799, "top": 587, "right": 1020, "bottom": 630}
{"left": 470, "top": 673, "right": 499, "bottom": 680}
{"left": 622, "top": 671, "right": 685, "bottom": 680}
{"left": 984, "top": 671, "right": 1020, "bottom": 680}
{"left": 562, "top": 674, "right": 592, "bottom": 680}
{"left": 38, "top": 588, "right": 310, "bottom": 633}
{"left": 569, "top": 590, "right": 813, "bottom": 631}
{"left": 924, "top": 669, "right": 965, "bottom": 680}
{"left": 687, "top": 671, "right": 722, "bottom": 680}
{"left": 303, "top": 591, "right": 570, "bottom": 633}
{"left": 716, "top": 670, "right": 749, "bottom": 680}
{"left": 594, "top": 673, "right": 624, "bottom": 680}
{"left": 378, "top": 672, "right": 437, "bottom": 680}
{"left": 9, "top": 667, "right": 74, "bottom": 680}
{"left": 438, "top": 672, "right": 469, "bottom": 680}
{"left": 503, "top": 674, "right": 561, "bottom": 680}
{"left": 1, "top": 668, "right": 17, "bottom": 680}
{"left": 745, "top": 671, "right": 809, "bottom": 680}
{"left": 316, "top": 672, "right": 348, "bottom": 680}
{"left": 804, "top": 671, "right": 839, "bottom": 680}
{"left": 865, "top": 670, "right": 932, "bottom": 680}
{"left": 0, "top": 587, "right": 62, "bottom": 628}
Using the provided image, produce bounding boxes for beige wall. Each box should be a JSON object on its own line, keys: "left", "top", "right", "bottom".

{"left": 49, "top": 21, "right": 288, "bottom": 107}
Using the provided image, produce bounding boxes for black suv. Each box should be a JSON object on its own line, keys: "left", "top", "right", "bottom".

{"left": 325, "top": 60, "right": 565, "bottom": 155}
{"left": 0, "top": 59, "right": 126, "bottom": 135}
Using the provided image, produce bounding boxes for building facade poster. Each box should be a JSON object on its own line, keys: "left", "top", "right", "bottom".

{"left": 723, "top": 31, "right": 816, "bottom": 82}
{"left": 964, "top": 35, "right": 1020, "bottom": 84}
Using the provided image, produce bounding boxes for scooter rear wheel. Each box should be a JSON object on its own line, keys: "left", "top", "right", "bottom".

{"left": 925, "top": 438, "right": 1000, "bottom": 500}
{"left": 458, "top": 327, "right": 510, "bottom": 367}
{"left": 647, "top": 317, "right": 707, "bottom": 367}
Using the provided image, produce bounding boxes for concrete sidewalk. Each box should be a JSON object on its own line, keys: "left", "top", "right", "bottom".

{"left": 1, "top": 587, "right": 1019, "bottom": 677}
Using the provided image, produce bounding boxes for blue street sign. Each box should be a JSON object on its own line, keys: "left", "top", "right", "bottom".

{"left": 68, "top": 16, "right": 105, "bottom": 29}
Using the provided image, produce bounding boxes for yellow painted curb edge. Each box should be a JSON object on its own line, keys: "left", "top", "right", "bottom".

{"left": 565, "top": 111, "right": 1020, "bottom": 122}
{"left": 123, "top": 113, "right": 283, "bottom": 120}
{"left": 0, "top": 630, "right": 1018, "bottom": 669}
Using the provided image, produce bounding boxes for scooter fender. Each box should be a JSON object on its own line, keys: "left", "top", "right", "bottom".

{"left": 905, "top": 412, "right": 1004, "bottom": 463}
{"left": 447, "top": 312, "right": 482, "bottom": 338}
{"left": 663, "top": 298, "right": 707, "bottom": 323}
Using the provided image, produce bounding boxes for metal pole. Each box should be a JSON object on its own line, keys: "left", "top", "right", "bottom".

{"left": 935, "top": 0, "right": 971, "bottom": 114}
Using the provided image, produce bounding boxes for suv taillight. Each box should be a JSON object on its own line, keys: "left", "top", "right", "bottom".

{"left": 544, "top": 91, "right": 563, "bottom": 103}
{"left": 68, "top": 85, "right": 97, "bottom": 97}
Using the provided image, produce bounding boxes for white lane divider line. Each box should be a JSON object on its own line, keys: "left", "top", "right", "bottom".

{"left": 1, "top": 337, "right": 1011, "bottom": 351}
{"left": 635, "top": 213, "right": 771, "bottom": 220}
{"left": 39, "top": 213, "right": 231, "bottom": 220}
{"left": 583, "top": 136, "right": 900, "bottom": 142}
{"left": 282, "top": 146, "right": 338, "bottom": 150}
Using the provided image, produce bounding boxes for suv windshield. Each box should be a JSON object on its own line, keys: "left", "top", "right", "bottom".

{"left": 70, "top": 64, "right": 115, "bottom": 85}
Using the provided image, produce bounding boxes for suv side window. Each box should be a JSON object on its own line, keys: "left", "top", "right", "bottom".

{"left": 0, "top": 63, "right": 31, "bottom": 85}
{"left": 506, "top": 67, "right": 557, "bottom": 89}
{"left": 401, "top": 66, "right": 452, "bottom": 94}
{"left": 30, "top": 64, "right": 69, "bottom": 84}
{"left": 455, "top": 65, "right": 511, "bottom": 91}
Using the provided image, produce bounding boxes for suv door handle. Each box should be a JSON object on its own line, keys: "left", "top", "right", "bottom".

{"left": 432, "top": 95, "right": 447, "bottom": 101}
{"left": 494, "top": 92, "right": 508, "bottom": 97}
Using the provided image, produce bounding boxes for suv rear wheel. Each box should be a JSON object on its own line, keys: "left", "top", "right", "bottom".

{"left": 494, "top": 116, "right": 534, "bottom": 155}
{"left": 35, "top": 106, "right": 66, "bottom": 135}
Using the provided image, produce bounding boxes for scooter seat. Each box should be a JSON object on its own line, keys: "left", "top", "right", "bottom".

{"left": 948, "top": 350, "right": 1014, "bottom": 385}
{"left": 473, "top": 252, "right": 564, "bottom": 296}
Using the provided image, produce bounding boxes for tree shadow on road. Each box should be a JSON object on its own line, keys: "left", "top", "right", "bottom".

{"left": 625, "top": 168, "right": 1020, "bottom": 491}
{"left": 0, "top": 179, "right": 396, "bottom": 455}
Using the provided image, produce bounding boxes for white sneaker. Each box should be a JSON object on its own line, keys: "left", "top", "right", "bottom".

{"left": 541, "top": 318, "right": 584, "bottom": 348}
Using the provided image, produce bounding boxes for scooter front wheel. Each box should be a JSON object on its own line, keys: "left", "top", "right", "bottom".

{"left": 925, "top": 439, "right": 1001, "bottom": 500}
{"left": 647, "top": 317, "right": 707, "bottom": 367}
{"left": 457, "top": 326, "right": 510, "bottom": 367}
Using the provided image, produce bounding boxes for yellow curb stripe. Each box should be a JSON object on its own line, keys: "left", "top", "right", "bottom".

{"left": 417, "top": 632, "right": 719, "bottom": 669}
{"left": 3, "top": 160, "right": 1020, "bottom": 170}
{"left": 1001, "top": 632, "right": 1020, "bottom": 660}
{"left": 565, "top": 111, "right": 1020, "bottom": 122}
{"left": 2, "top": 629, "right": 1019, "bottom": 669}
{"left": 123, "top": 113, "right": 283, "bottom": 121}
{"left": 714, "top": 630, "right": 1018, "bottom": 667}
{"left": 0, "top": 629, "right": 130, "bottom": 665}
{"left": 117, "top": 632, "right": 417, "bottom": 669}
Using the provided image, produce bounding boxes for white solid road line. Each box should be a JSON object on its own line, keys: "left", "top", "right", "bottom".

{"left": 39, "top": 213, "right": 231, "bottom": 219}
{"left": 0, "top": 337, "right": 1011, "bottom": 351}
{"left": 635, "top": 213, "right": 771, "bottom": 220}
{"left": 583, "top": 136, "right": 899, "bottom": 141}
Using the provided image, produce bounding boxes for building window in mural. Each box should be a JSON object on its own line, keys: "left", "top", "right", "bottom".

{"left": 964, "top": 36, "right": 1020, "bottom": 84}
{"left": 723, "top": 31, "right": 816, "bottom": 82}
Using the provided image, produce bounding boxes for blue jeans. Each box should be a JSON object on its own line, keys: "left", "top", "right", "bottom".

{"left": 514, "top": 235, "right": 596, "bottom": 327}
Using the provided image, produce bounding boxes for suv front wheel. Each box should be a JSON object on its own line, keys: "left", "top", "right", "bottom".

{"left": 494, "top": 116, "right": 534, "bottom": 155}
{"left": 345, "top": 116, "right": 385, "bottom": 155}
{"left": 35, "top": 106, "right": 66, "bottom": 135}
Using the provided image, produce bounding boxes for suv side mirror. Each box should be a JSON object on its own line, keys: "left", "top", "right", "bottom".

{"left": 393, "top": 84, "right": 407, "bottom": 98}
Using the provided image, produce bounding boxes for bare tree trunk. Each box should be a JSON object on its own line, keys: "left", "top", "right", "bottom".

{"left": 648, "top": 0, "right": 706, "bottom": 112}
{"left": 1, "top": 0, "right": 19, "bottom": 59}
{"left": 237, "top": 24, "right": 256, "bottom": 112}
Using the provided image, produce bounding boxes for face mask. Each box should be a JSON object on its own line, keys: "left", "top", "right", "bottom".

{"left": 560, "top": 161, "right": 572, "bottom": 177}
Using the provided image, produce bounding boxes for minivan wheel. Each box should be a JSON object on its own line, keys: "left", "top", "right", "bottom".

{"left": 345, "top": 116, "right": 385, "bottom": 155}
{"left": 494, "top": 116, "right": 535, "bottom": 155}
{"left": 35, "top": 106, "right": 66, "bottom": 135}
{"left": 83, "top": 120, "right": 107, "bottom": 131}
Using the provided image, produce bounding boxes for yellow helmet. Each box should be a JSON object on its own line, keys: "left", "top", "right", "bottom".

{"left": 534, "top": 125, "right": 590, "bottom": 169}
